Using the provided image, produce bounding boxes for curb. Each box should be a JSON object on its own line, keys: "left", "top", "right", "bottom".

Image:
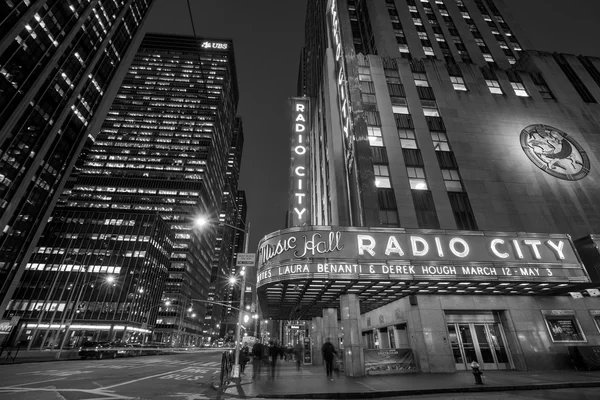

{"left": 255, "top": 380, "right": 600, "bottom": 399}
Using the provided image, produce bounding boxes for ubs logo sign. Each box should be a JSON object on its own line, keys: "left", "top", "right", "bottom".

{"left": 520, "top": 124, "right": 590, "bottom": 180}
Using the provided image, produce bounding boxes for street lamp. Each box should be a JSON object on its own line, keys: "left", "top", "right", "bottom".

{"left": 195, "top": 216, "right": 251, "bottom": 380}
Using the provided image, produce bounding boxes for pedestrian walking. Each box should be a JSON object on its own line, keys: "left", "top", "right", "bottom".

{"left": 268, "top": 340, "right": 280, "bottom": 379}
{"left": 321, "top": 337, "right": 337, "bottom": 381}
{"left": 251, "top": 341, "right": 262, "bottom": 380}
{"left": 240, "top": 343, "right": 249, "bottom": 375}
{"left": 293, "top": 341, "right": 303, "bottom": 371}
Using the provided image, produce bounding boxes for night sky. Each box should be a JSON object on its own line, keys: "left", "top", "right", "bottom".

{"left": 145, "top": 0, "right": 600, "bottom": 252}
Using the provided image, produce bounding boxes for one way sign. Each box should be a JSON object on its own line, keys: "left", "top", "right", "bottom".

{"left": 236, "top": 253, "right": 255, "bottom": 267}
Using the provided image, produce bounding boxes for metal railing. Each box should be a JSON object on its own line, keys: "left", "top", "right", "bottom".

{"left": 219, "top": 350, "right": 234, "bottom": 388}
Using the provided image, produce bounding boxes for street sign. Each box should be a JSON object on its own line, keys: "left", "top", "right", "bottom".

{"left": 236, "top": 253, "right": 255, "bottom": 267}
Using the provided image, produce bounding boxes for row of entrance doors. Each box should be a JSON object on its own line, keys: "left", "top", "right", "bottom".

{"left": 447, "top": 322, "right": 512, "bottom": 370}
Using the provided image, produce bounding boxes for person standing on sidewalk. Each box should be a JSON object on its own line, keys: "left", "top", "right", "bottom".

{"left": 240, "top": 343, "right": 249, "bottom": 375}
{"left": 251, "top": 341, "right": 263, "bottom": 380}
{"left": 322, "top": 337, "right": 337, "bottom": 381}
{"left": 293, "top": 341, "right": 304, "bottom": 371}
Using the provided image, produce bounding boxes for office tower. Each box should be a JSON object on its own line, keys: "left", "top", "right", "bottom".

{"left": 0, "top": 0, "right": 157, "bottom": 316}
{"left": 205, "top": 118, "right": 247, "bottom": 339}
{"left": 257, "top": 0, "right": 600, "bottom": 374}
{"left": 3, "top": 32, "right": 241, "bottom": 347}
{"left": 6, "top": 209, "right": 173, "bottom": 349}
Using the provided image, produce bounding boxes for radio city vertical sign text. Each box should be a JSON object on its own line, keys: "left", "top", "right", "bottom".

{"left": 289, "top": 97, "right": 310, "bottom": 226}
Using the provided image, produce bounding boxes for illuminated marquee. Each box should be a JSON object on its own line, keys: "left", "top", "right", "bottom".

{"left": 256, "top": 226, "right": 590, "bottom": 286}
{"left": 288, "top": 97, "right": 310, "bottom": 226}
{"left": 201, "top": 41, "right": 228, "bottom": 50}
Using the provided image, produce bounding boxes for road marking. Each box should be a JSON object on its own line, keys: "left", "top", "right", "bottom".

{"left": 357, "top": 381, "right": 377, "bottom": 391}
{"left": 4, "top": 378, "right": 66, "bottom": 386}
{"left": 101, "top": 366, "right": 195, "bottom": 389}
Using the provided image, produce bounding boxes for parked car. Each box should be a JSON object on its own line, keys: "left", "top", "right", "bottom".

{"left": 78, "top": 342, "right": 117, "bottom": 359}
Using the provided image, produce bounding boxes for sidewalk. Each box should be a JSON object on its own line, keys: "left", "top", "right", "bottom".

{"left": 0, "top": 348, "right": 80, "bottom": 364}
{"left": 220, "top": 360, "right": 600, "bottom": 398}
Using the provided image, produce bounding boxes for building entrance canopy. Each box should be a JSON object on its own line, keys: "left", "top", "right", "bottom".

{"left": 256, "top": 226, "right": 591, "bottom": 320}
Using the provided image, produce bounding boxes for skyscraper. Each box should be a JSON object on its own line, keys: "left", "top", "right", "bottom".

{"left": 37, "top": 32, "right": 240, "bottom": 346}
{"left": 0, "top": 0, "right": 157, "bottom": 317}
{"left": 255, "top": 0, "right": 600, "bottom": 374}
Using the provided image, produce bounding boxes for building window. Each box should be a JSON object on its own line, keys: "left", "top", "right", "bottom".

{"left": 412, "top": 190, "right": 440, "bottom": 229}
{"left": 544, "top": 314, "right": 586, "bottom": 343}
{"left": 379, "top": 210, "right": 399, "bottom": 226}
{"left": 448, "top": 192, "right": 478, "bottom": 230}
{"left": 359, "top": 66, "right": 372, "bottom": 81}
{"left": 373, "top": 165, "right": 391, "bottom": 188}
{"left": 450, "top": 76, "right": 467, "bottom": 91}
{"left": 486, "top": 79, "right": 503, "bottom": 94}
{"left": 367, "top": 126, "right": 384, "bottom": 147}
{"left": 511, "top": 82, "right": 529, "bottom": 97}
{"left": 398, "top": 129, "right": 417, "bottom": 149}
{"left": 423, "top": 106, "right": 440, "bottom": 117}
{"left": 431, "top": 131, "right": 450, "bottom": 151}
{"left": 441, "top": 169, "right": 463, "bottom": 191}
{"left": 407, "top": 167, "right": 427, "bottom": 190}
{"left": 392, "top": 105, "right": 410, "bottom": 114}
{"left": 362, "top": 93, "right": 377, "bottom": 103}
{"left": 483, "top": 54, "right": 494, "bottom": 62}
{"left": 413, "top": 73, "right": 429, "bottom": 87}
{"left": 537, "top": 83, "right": 555, "bottom": 100}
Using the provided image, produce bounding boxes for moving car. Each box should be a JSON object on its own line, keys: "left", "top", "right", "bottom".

{"left": 78, "top": 341, "right": 118, "bottom": 359}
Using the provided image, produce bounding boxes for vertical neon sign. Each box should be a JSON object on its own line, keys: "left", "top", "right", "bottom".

{"left": 330, "top": 0, "right": 351, "bottom": 140}
{"left": 289, "top": 97, "right": 311, "bottom": 227}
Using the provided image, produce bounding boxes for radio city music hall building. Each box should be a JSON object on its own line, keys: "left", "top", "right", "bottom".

{"left": 256, "top": 0, "right": 600, "bottom": 375}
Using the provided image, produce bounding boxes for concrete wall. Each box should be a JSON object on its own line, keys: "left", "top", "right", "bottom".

{"left": 362, "top": 294, "right": 600, "bottom": 372}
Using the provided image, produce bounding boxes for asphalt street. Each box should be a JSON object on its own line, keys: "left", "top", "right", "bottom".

{"left": 0, "top": 349, "right": 239, "bottom": 400}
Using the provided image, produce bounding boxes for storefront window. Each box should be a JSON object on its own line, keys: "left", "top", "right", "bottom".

{"left": 544, "top": 315, "right": 586, "bottom": 343}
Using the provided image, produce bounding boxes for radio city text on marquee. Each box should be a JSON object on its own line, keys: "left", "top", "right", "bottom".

{"left": 256, "top": 229, "right": 586, "bottom": 284}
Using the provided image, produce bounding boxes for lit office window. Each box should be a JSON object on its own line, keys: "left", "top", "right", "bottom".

{"left": 511, "top": 82, "right": 529, "bottom": 97}
{"left": 441, "top": 169, "right": 463, "bottom": 192}
{"left": 407, "top": 167, "right": 428, "bottom": 190}
{"left": 431, "top": 131, "right": 450, "bottom": 151}
{"left": 392, "top": 105, "right": 410, "bottom": 114}
{"left": 374, "top": 165, "right": 391, "bottom": 188}
{"left": 486, "top": 79, "right": 503, "bottom": 94}
{"left": 450, "top": 76, "right": 467, "bottom": 91}
{"left": 367, "top": 126, "right": 384, "bottom": 147}
{"left": 398, "top": 129, "right": 417, "bottom": 149}
{"left": 413, "top": 73, "right": 429, "bottom": 87}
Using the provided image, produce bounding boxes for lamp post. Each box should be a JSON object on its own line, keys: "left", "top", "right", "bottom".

{"left": 195, "top": 216, "right": 251, "bottom": 380}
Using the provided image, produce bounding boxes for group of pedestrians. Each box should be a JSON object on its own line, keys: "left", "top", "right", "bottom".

{"left": 249, "top": 340, "right": 305, "bottom": 380}
{"left": 246, "top": 337, "right": 339, "bottom": 382}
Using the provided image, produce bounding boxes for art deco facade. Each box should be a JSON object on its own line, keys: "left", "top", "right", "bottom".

{"left": 0, "top": 0, "right": 157, "bottom": 317}
{"left": 260, "top": 0, "right": 600, "bottom": 374}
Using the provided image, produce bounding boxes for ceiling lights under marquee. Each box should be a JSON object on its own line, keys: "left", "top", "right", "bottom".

{"left": 256, "top": 226, "right": 594, "bottom": 320}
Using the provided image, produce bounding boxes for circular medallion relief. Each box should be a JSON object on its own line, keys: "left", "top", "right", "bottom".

{"left": 520, "top": 124, "right": 590, "bottom": 180}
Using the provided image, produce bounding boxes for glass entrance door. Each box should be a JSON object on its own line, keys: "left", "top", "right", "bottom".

{"left": 447, "top": 322, "right": 512, "bottom": 370}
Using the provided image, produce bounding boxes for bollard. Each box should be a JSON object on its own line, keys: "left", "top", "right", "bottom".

{"left": 470, "top": 361, "right": 484, "bottom": 385}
